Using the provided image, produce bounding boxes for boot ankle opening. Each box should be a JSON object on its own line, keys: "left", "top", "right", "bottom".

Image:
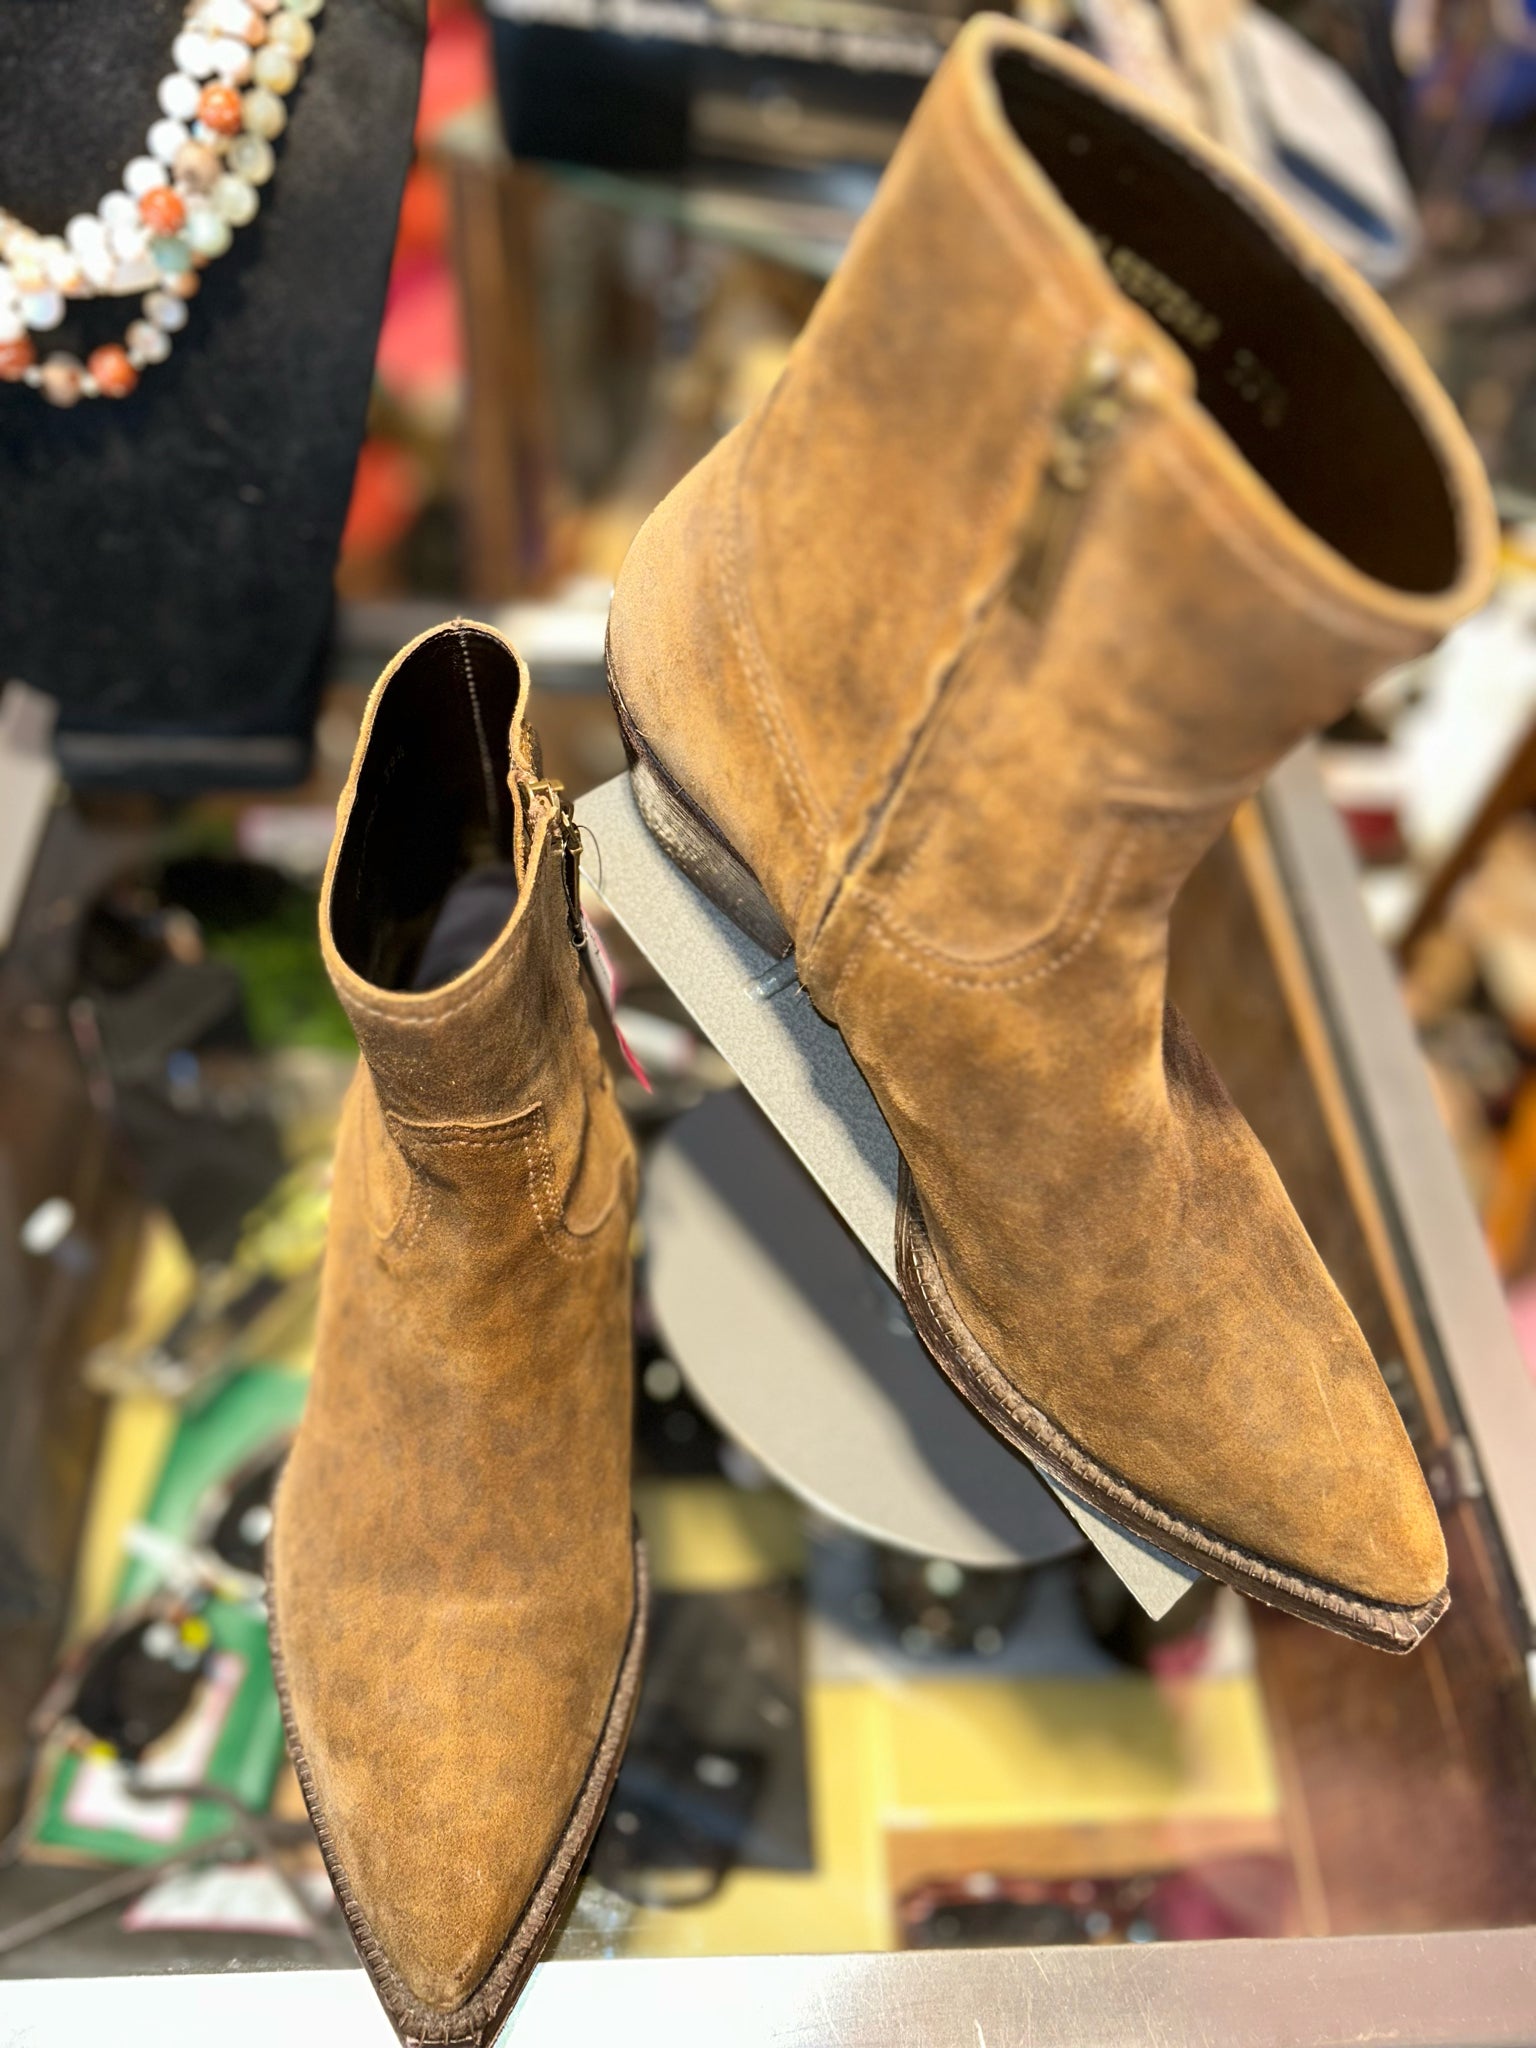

{"left": 993, "top": 49, "right": 1460, "bottom": 597}
{"left": 331, "top": 627, "right": 524, "bottom": 992}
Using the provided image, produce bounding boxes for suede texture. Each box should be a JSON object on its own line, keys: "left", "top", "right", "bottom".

{"left": 607, "top": 21, "right": 1499, "bottom": 1622}
{"left": 270, "top": 623, "right": 638, "bottom": 2026}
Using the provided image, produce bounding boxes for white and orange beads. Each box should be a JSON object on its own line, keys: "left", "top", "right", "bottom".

{"left": 0, "top": 0, "right": 323, "bottom": 402}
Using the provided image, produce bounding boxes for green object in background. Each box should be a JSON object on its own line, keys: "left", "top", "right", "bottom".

{"left": 115, "top": 1367, "right": 308, "bottom": 1609}
{"left": 157, "top": 847, "right": 354, "bottom": 1057}
{"left": 204, "top": 899, "right": 354, "bottom": 1057}
{"left": 30, "top": 1367, "right": 309, "bottom": 1867}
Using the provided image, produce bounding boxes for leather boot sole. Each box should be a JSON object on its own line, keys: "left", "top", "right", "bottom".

{"left": 266, "top": 1524, "right": 649, "bottom": 2045}
{"left": 608, "top": 655, "right": 1447, "bottom": 1654}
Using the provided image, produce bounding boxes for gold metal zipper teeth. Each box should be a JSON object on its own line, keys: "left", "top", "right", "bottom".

{"left": 1009, "top": 342, "right": 1139, "bottom": 622}
{"left": 519, "top": 774, "right": 588, "bottom": 950}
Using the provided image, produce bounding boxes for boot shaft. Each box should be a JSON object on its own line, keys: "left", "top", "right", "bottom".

{"left": 309, "top": 614, "right": 634, "bottom": 1413}
{"left": 322, "top": 622, "right": 591, "bottom": 1121}
{"left": 614, "top": 19, "right": 1496, "bottom": 962}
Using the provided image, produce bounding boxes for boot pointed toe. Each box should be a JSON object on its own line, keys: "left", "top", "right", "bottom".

{"left": 272, "top": 1534, "right": 646, "bottom": 2042}
{"left": 897, "top": 1032, "right": 1451, "bottom": 1648}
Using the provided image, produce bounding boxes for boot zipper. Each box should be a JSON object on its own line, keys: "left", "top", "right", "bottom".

{"left": 1009, "top": 343, "right": 1138, "bottom": 622}
{"left": 534, "top": 778, "right": 654, "bottom": 1091}
{"left": 525, "top": 776, "right": 587, "bottom": 950}
{"left": 557, "top": 804, "right": 588, "bottom": 954}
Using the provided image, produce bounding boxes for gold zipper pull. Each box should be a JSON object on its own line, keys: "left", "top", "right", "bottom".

{"left": 1010, "top": 343, "right": 1138, "bottom": 622}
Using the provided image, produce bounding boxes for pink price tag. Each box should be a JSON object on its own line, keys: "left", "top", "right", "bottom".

{"left": 582, "top": 920, "right": 652, "bottom": 1093}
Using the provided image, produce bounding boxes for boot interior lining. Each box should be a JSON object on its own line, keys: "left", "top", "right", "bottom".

{"left": 330, "top": 629, "right": 523, "bottom": 992}
{"left": 994, "top": 49, "right": 1460, "bottom": 596}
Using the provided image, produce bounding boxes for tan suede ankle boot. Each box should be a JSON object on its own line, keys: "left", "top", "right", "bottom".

{"left": 607, "top": 20, "right": 1498, "bottom": 1649}
{"left": 269, "top": 622, "right": 643, "bottom": 2043}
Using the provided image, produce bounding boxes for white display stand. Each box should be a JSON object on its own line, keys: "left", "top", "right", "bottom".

{"left": 645, "top": 1088, "right": 1082, "bottom": 1568}
{"left": 576, "top": 774, "right": 1198, "bottom": 1618}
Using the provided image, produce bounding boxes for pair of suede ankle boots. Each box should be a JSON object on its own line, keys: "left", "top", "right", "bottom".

{"left": 268, "top": 18, "right": 1496, "bottom": 2044}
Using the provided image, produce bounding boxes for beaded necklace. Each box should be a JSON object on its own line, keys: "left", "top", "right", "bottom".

{"left": 0, "top": 0, "right": 323, "bottom": 406}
